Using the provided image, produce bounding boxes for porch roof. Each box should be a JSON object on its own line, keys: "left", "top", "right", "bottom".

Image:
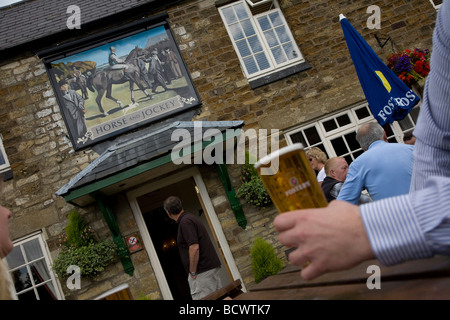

{"left": 56, "top": 120, "right": 244, "bottom": 206}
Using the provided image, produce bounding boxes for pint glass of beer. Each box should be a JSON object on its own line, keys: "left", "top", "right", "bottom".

{"left": 254, "top": 143, "right": 327, "bottom": 213}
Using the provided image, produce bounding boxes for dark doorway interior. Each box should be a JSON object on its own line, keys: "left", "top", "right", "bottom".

{"left": 142, "top": 206, "right": 192, "bottom": 300}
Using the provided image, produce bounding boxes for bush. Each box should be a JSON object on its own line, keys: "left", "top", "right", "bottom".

{"left": 63, "top": 210, "right": 95, "bottom": 248}
{"left": 251, "top": 237, "right": 283, "bottom": 283}
{"left": 237, "top": 176, "right": 272, "bottom": 208}
{"left": 237, "top": 151, "right": 272, "bottom": 208}
{"left": 52, "top": 241, "right": 116, "bottom": 278}
{"left": 53, "top": 210, "right": 116, "bottom": 279}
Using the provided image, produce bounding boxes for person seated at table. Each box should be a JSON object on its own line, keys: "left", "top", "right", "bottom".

{"left": 321, "top": 157, "right": 372, "bottom": 204}
{"left": 336, "top": 122, "right": 414, "bottom": 204}
{"left": 306, "top": 147, "right": 328, "bottom": 186}
{"left": 274, "top": 0, "right": 450, "bottom": 281}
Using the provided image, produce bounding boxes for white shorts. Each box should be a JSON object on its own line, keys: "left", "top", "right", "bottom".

{"left": 187, "top": 267, "right": 222, "bottom": 300}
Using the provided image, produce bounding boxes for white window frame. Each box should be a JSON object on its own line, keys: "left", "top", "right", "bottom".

{"left": 284, "top": 102, "right": 420, "bottom": 164}
{"left": 6, "top": 233, "right": 64, "bottom": 300}
{"left": 429, "top": 0, "right": 442, "bottom": 10}
{"left": 0, "top": 134, "right": 11, "bottom": 174}
{"left": 218, "top": 0, "right": 305, "bottom": 81}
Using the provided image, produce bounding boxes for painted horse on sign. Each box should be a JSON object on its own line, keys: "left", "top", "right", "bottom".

{"left": 87, "top": 46, "right": 152, "bottom": 116}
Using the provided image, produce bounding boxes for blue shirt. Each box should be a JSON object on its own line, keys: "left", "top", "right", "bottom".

{"left": 337, "top": 140, "right": 414, "bottom": 204}
{"left": 360, "top": 0, "right": 450, "bottom": 266}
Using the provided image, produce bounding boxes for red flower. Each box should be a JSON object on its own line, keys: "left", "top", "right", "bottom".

{"left": 386, "top": 48, "right": 430, "bottom": 86}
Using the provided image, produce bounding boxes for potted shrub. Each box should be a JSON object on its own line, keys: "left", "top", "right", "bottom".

{"left": 251, "top": 237, "right": 283, "bottom": 283}
{"left": 236, "top": 152, "right": 272, "bottom": 208}
{"left": 52, "top": 210, "right": 116, "bottom": 279}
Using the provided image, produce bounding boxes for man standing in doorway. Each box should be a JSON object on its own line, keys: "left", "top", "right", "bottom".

{"left": 164, "top": 196, "right": 222, "bottom": 300}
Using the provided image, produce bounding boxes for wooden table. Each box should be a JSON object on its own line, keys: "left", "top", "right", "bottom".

{"left": 235, "top": 255, "right": 450, "bottom": 300}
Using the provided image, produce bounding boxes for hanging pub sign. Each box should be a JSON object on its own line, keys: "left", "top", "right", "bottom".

{"left": 41, "top": 16, "right": 201, "bottom": 150}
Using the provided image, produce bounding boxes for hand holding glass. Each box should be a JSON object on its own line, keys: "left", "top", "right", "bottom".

{"left": 255, "top": 144, "right": 328, "bottom": 213}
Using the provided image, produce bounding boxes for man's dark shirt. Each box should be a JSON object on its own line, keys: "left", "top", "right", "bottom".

{"left": 177, "top": 211, "right": 221, "bottom": 275}
{"left": 321, "top": 176, "right": 341, "bottom": 202}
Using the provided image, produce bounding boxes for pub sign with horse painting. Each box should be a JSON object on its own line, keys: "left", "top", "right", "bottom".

{"left": 47, "top": 24, "right": 200, "bottom": 150}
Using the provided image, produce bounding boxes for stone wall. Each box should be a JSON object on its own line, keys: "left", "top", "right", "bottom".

{"left": 0, "top": 0, "right": 437, "bottom": 299}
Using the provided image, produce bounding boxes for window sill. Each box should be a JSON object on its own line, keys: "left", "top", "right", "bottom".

{"left": 1, "top": 168, "right": 13, "bottom": 181}
{"left": 248, "top": 61, "right": 312, "bottom": 89}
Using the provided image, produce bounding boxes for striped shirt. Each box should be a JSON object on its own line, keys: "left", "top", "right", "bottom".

{"left": 360, "top": 1, "right": 450, "bottom": 266}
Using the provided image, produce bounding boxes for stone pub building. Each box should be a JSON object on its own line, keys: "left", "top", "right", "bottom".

{"left": 0, "top": 0, "right": 439, "bottom": 299}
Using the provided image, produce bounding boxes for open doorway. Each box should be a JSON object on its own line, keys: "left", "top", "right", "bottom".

{"left": 134, "top": 176, "right": 232, "bottom": 299}
{"left": 141, "top": 205, "right": 191, "bottom": 299}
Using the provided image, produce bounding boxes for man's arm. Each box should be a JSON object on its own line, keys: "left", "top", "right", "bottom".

{"left": 274, "top": 201, "right": 375, "bottom": 280}
{"left": 189, "top": 243, "right": 200, "bottom": 278}
{"left": 274, "top": 177, "right": 450, "bottom": 280}
{"left": 361, "top": 176, "right": 450, "bottom": 265}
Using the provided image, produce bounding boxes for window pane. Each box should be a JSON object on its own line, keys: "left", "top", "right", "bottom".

{"left": 344, "top": 131, "right": 359, "bottom": 151}
{"left": 241, "top": 19, "right": 256, "bottom": 37}
{"left": 6, "top": 246, "right": 25, "bottom": 268}
{"left": 331, "top": 137, "right": 348, "bottom": 156}
{"left": 257, "top": 15, "right": 271, "bottom": 31}
{"left": 344, "top": 154, "right": 353, "bottom": 165}
{"left": 264, "top": 29, "right": 278, "bottom": 48}
{"left": 12, "top": 266, "right": 32, "bottom": 292}
{"left": 383, "top": 123, "right": 395, "bottom": 137}
{"left": 229, "top": 23, "right": 244, "bottom": 41}
{"left": 323, "top": 119, "right": 338, "bottom": 132}
{"left": 235, "top": 2, "right": 248, "bottom": 20}
{"left": 255, "top": 52, "right": 271, "bottom": 71}
{"left": 23, "top": 238, "right": 43, "bottom": 261}
{"left": 304, "top": 126, "right": 321, "bottom": 145}
{"left": 337, "top": 114, "right": 351, "bottom": 127}
{"left": 275, "top": 26, "right": 289, "bottom": 43}
{"left": 248, "top": 35, "right": 263, "bottom": 53}
{"left": 243, "top": 56, "right": 258, "bottom": 74}
{"left": 283, "top": 42, "right": 297, "bottom": 60}
{"left": 17, "top": 289, "right": 37, "bottom": 300}
{"left": 269, "top": 11, "right": 283, "bottom": 27}
{"left": 30, "top": 261, "right": 51, "bottom": 284}
{"left": 290, "top": 131, "right": 307, "bottom": 146}
{"left": 222, "top": 7, "right": 237, "bottom": 24}
{"left": 317, "top": 144, "right": 328, "bottom": 157}
{"left": 353, "top": 150, "right": 364, "bottom": 159}
{"left": 355, "top": 106, "right": 371, "bottom": 120}
{"left": 36, "top": 283, "right": 57, "bottom": 300}
{"left": 271, "top": 46, "right": 287, "bottom": 64}
{"left": 236, "top": 39, "right": 251, "bottom": 58}
{"left": 398, "top": 116, "right": 414, "bottom": 131}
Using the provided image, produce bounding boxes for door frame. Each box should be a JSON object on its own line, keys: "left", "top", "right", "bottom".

{"left": 126, "top": 166, "right": 246, "bottom": 299}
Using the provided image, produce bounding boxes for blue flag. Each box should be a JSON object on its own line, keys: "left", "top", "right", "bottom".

{"left": 340, "top": 14, "right": 420, "bottom": 125}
